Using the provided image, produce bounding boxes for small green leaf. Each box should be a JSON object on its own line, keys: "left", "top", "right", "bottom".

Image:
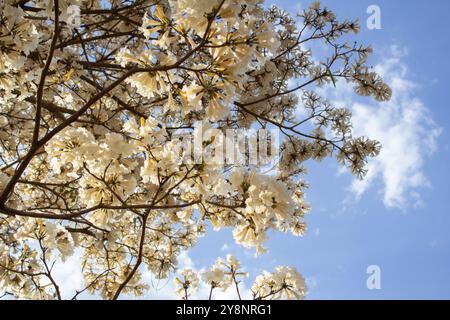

{"left": 326, "top": 67, "right": 336, "bottom": 87}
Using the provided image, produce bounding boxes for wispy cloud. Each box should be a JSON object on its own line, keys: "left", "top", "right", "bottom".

{"left": 322, "top": 45, "right": 441, "bottom": 209}
{"left": 221, "top": 243, "right": 230, "bottom": 252}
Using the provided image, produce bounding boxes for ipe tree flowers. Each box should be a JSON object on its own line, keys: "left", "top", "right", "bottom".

{"left": 174, "top": 255, "right": 307, "bottom": 300}
{"left": 0, "top": 0, "right": 391, "bottom": 300}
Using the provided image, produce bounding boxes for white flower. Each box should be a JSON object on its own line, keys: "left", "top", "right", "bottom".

{"left": 0, "top": 172, "right": 10, "bottom": 193}
{"left": 202, "top": 265, "right": 230, "bottom": 290}
{"left": 45, "top": 127, "right": 97, "bottom": 174}
{"left": 174, "top": 268, "right": 200, "bottom": 299}
{"left": 61, "top": 5, "right": 81, "bottom": 28}
{"left": 252, "top": 266, "right": 307, "bottom": 300}
{"left": 54, "top": 225, "right": 75, "bottom": 261}
{"left": 101, "top": 133, "right": 136, "bottom": 158}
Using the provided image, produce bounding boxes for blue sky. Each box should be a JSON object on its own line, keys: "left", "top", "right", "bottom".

{"left": 186, "top": 0, "right": 450, "bottom": 299}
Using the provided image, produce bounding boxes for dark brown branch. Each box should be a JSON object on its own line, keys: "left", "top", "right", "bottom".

{"left": 33, "top": 0, "right": 60, "bottom": 145}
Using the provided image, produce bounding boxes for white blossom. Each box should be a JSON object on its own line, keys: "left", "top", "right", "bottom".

{"left": 0, "top": 0, "right": 389, "bottom": 300}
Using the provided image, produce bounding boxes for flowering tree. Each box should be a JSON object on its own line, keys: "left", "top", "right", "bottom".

{"left": 0, "top": 0, "right": 391, "bottom": 300}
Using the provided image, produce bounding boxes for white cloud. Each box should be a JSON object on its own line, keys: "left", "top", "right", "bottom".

{"left": 306, "top": 276, "right": 318, "bottom": 290}
{"left": 53, "top": 250, "right": 97, "bottom": 299}
{"left": 321, "top": 45, "right": 441, "bottom": 209}
{"left": 53, "top": 255, "right": 82, "bottom": 299}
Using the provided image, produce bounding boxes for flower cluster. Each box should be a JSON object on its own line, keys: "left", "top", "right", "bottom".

{"left": 252, "top": 266, "right": 307, "bottom": 300}
{"left": 174, "top": 268, "right": 200, "bottom": 299}
{"left": 174, "top": 255, "right": 306, "bottom": 300}
{"left": 0, "top": 0, "right": 389, "bottom": 299}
